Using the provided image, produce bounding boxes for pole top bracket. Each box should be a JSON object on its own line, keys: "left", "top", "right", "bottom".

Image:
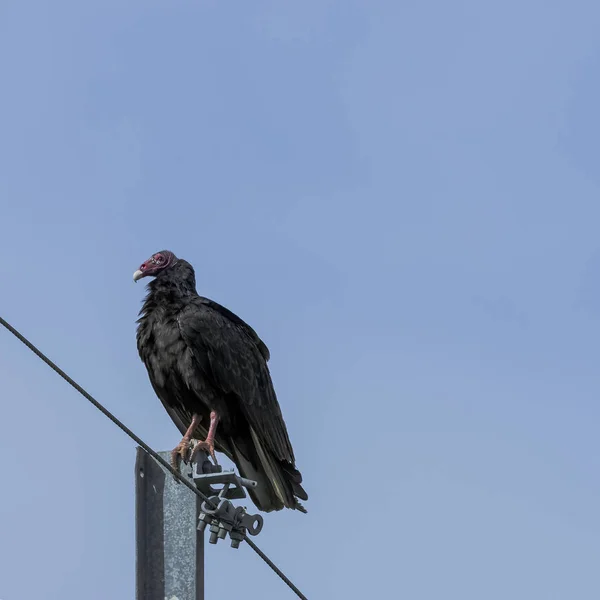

{"left": 192, "top": 449, "right": 264, "bottom": 549}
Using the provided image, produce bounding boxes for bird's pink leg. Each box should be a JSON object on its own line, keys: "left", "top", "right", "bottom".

{"left": 171, "top": 413, "right": 202, "bottom": 469}
{"left": 190, "top": 411, "right": 220, "bottom": 465}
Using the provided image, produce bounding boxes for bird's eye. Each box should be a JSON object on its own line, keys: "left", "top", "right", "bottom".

{"left": 155, "top": 255, "right": 164, "bottom": 263}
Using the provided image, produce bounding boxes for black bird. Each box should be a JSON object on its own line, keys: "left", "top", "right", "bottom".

{"left": 134, "top": 250, "right": 307, "bottom": 513}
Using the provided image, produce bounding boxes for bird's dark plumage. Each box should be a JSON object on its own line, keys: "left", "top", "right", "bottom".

{"left": 135, "top": 251, "right": 307, "bottom": 512}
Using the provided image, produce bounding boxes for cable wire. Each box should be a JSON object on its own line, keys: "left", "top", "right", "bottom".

{"left": 0, "top": 315, "right": 308, "bottom": 600}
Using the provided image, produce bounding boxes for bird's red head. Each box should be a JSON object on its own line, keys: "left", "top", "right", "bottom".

{"left": 133, "top": 250, "right": 177, "bottom": 282}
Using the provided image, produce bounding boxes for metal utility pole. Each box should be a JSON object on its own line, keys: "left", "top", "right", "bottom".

{"left": 135, "top": 448, "right": 204, "bottom": 600}
{"left": 135, "top": 446, "right": 264, "bottom": 600}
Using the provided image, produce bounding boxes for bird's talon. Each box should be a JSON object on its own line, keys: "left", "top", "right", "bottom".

{"left": 190, "top": 440, "right": 219, "bottom": 466}
{"left": 171, "top": 438, "right": 194, "bottom": 471}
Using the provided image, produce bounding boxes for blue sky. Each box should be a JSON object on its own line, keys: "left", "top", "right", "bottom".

{"left": 1, "top": 0, "right": 600, "bottom": 598}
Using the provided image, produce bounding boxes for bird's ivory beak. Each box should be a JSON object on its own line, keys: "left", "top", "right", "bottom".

{"left": 133, "top": 269, "right": 144, "bottom": 283}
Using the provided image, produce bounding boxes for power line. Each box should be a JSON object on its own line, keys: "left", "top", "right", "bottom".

{"left": 0, "top": 315, "right": 308, "bottom": 600}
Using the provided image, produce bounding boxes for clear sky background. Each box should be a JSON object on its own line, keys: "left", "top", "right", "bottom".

{"left": 1, "top": 1, "right": 600, "bottom": 598}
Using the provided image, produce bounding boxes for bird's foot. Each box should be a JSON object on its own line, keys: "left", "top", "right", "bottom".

{"left": 170, "top": 437, "right": 196, "bottom": 470}
{"left": 190, "top": 438, "right": 219, "bottom": 466}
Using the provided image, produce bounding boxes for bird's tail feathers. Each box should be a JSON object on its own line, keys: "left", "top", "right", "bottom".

{"left": 230, "top": 437, "right": 284, "bottom": 512}
{"left": 229, "top": 429, "right": 307, "bottom": 513}
{"left": 280, "top": 461, "right": 308, "bottom": 503}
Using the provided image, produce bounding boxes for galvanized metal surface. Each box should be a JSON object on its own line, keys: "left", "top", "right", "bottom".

{"left": 136, "top": 448, "right": 204, "bottom": 600}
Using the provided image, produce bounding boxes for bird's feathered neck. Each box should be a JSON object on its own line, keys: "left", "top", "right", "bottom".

{"left": 138, "top": 259, "right": 197, "bottom": 318}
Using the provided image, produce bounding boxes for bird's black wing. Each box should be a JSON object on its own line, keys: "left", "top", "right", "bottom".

{"left": 177, "top": 297, "right": 295, "bottom": 464}
{"left": 199, "top": 299, "right": 271, "bottom": 362}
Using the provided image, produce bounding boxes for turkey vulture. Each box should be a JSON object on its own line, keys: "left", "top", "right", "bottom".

{"left": 134, "top": 250, "right": 307, "bottom": 513}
